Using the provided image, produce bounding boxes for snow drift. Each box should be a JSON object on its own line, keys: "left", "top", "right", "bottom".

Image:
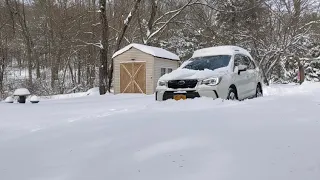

{"left": 0, "top": 83, "right": 320, "bottom": 180}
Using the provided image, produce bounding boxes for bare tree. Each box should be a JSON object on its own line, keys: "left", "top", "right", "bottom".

{"left": 0, "top": 0, "right": 319, "bottom": 96}
{"left": 99, "top": 0, "right": 109, "bottom": 95}
{"left": 107, "top": 0, "right": 142, "bottom": 92}
{"left": 6, "top": 0, "right": 34, "bottom": 87}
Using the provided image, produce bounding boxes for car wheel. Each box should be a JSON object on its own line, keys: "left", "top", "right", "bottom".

{"left": 227, "top": 88, "right": 238, "bottom": 100}
{"left": 256, "top": 84, "right": 263, "bottom": 98}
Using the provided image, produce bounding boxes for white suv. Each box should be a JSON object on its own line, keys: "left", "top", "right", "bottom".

{"left": 155, "top": 46, "right": 263, "bottom": 101}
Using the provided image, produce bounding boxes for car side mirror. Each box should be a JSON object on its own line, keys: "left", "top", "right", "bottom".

{"left": 237, "top": 65, "right": 247, "bottom": 75}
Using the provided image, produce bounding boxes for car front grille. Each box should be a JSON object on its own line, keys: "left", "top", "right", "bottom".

{"left": 168, "top": 79, "right": 198, "bottom": 89}
{"left": 163, "top": 91, "right": 200, "bottom": 100}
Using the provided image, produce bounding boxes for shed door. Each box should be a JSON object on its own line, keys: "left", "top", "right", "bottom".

{"left": 120, "top": 62, "right": 146, "bottom": 94}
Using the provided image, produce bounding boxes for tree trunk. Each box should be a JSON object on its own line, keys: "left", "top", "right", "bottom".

{"left": 77, "top": 59, "right": 81, "bottom": 84}
{"left": 0, "top": 63, "right": 4, "bottom": 98}
{"left": 99, "top": 0, "right": 109, "bottom": 95}
{"left": 108, "top": 0, "right": 142, "bottom": 92}
{"left": 12, "top": 0, "right": 34, "bottom": 87}
{"left": 36, "top": 53, "right": 40, "bottom": 79}
{"left": 26, "top": 41, "right": 33, "bottom": 86}
{"left": 296, "top": 56, "right": 305, "bottom": 85}
{"left": 89, "top": 0, "right": 96, "bottom": 88}
{"left": 0, "top": 52, "right": 5, "bottom": 98}
{"left": 0, "top": 36, "right": 7, "bottom": 97}
{"left": 68, "top": 61, "right": 75, "bottom": 86}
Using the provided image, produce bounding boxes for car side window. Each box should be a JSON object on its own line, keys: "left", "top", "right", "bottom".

{"left": 242, "top": 55, "right": 253, "bottom": 69}
{"left": 243, "top": 55, "right": 256, "bottom": 69}
{"left": 234, "top": 54, "right": 243, "bottom": 67}
{"left": 250, "top": 58, "right": 256, "bottom": 69}
{"left": 250, "top": 59, "right": 256, "bottom": 69}
{"left": 241, "top": 55, "right": 250, "bottom": 68}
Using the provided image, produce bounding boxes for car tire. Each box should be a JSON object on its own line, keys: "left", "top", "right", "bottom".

{"left": 227, "top": 88, "right": 238, "bottom": 100}
{"left": 255, "top": 84, "right": 263, "bottom": 98}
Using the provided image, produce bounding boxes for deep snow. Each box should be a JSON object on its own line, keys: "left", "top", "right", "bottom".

{"left": 1, "top": 83, "right": 320, "bottom": 180}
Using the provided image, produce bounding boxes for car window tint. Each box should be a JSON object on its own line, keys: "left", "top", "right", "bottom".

{"left": 183, "top": 55, "right": 231, "bottom": 71}
{"left": 234, "top": 54, "right": 246, "bottom": 67}
{"left": 243, "top": 55, "right": 255, "bottom": 69}
{"left": 242, "top": 55, "right": 253, "bottom": 69}
{"left": 234, "top": 55, "right": 241, "bottom": 66}
{"left": 241, "top": 55, "right": 251, "bottom": 67}
{"left": 250, "top": 58, "right": 256, "bottom": 69}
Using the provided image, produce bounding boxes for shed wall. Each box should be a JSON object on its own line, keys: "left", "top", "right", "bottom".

{"left": 153, "top": 57, "right": 180, "bottom": 90}
{"left": 113, "top": 47, "right": 155, "bottom": 94}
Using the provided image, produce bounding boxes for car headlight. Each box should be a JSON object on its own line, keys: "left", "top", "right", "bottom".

{"left": 158, "top": 80, "right": 167, "bottom": 87}
{"left": 201, "top": 77, "right": 221, "bottom": 86}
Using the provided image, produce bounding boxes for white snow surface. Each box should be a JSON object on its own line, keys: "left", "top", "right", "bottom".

{"left": 192, "top": 45, "right": 253, "bottom": 58}
{"left": 13, "top": 88, "right": 31, "bottom": 96}
{"left": 112, "top": 43, "right": 180, "bottom": 60}
{"left": 86, "top": 87, "right": 100, "bottom": 96}
{"left": 40, "top": 87, "right": 109, "bottom": 100}
{"left": 1, "top": 82, "right": 320, "bottom": 180}
{"left": 159, "top": 67, "right": 229, "bottom": 81}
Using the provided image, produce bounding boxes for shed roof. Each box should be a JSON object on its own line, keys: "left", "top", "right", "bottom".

{"left": 112, "top": 43, "right": 180, "bottom": 61}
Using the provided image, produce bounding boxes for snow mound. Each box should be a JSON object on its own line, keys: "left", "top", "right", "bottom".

{"left": 4, "top": 96, "right": 14, "bottom": 103}
{"left": 263, "top": 82, "right": 319, "bottom": 96}
{"left": 192, "top": 45, "right": 253, "bottom": 58}
{"left": 86, "top": 87, "right": 100, "bottom": 96}
{"left": 112, "top": 43, "right": 180, "bottom": 60}
{"left": 13, "top": 88, "right": 30, "bottom": 96}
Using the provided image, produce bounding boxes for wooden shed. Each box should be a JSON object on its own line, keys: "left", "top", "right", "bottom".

{"left": 112, "top": 43, "right": 180, "bottom": 95}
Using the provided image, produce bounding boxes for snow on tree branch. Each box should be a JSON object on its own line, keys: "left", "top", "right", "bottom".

{"left": 124, "top": 12, "right": 132, "bottom": 25}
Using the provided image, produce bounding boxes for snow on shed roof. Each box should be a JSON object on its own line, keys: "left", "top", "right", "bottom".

{"left": 112, "top": 43, "right": 180, "bottom": 61}
{"left": 192, "top": 45, "right": 253, "bottom": 58}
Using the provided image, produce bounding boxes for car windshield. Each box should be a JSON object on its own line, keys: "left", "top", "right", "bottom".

{"left": 183, "top": 55, "right": 231, "bottom": 71}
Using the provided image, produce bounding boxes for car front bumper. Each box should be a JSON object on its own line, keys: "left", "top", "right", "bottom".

{"left": 155, "top": 85, "right": 222, "bottom": 101}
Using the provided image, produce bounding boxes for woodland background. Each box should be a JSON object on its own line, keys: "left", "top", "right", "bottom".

{"left": 0, "top": 0, "right": 320, "bottom": 98}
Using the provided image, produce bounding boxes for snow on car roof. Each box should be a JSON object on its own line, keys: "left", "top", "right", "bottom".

{"left": 112, "top": 43, "right": 180, "bottom": 60}
{"left": 192, "top": 45, "right": 253, "bottom": 58}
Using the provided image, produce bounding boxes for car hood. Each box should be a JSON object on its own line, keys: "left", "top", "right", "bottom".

{"left": 159, "top": 67, "right": 229, "bottom": 81}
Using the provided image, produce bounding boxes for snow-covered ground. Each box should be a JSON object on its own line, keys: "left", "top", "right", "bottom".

{"left": 1, "top": 83, "right": 320, "bottom": 180}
